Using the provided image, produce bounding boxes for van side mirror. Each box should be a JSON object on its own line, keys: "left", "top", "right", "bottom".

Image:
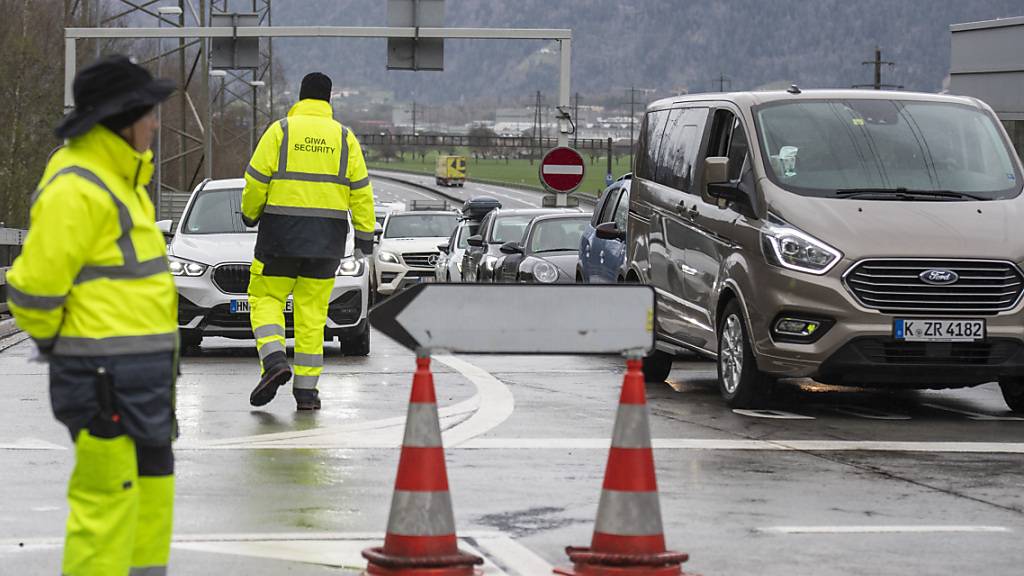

{"left": 466, "top": 234, "right": 485, "bottom": 248}
{"left": 156, "top": 219, "right": 173, "bottom": 237}
{"left": 499, "top": 241, "right": 524, "bottom": 255}
{"left": 703, "top": 156, "right": 746, "bottom": 204}
{"left": 438, "top": 242, "right": 450, "bottom": 254}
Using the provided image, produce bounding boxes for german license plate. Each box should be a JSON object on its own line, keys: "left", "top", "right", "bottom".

{"left": 894, "top": 319, "right": 985, "bottom": 342}
{"left": 230, "top": 299, "right": 293, "bottom": 314}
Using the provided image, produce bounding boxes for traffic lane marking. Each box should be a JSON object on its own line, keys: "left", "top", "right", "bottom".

{"left": 1, "top": 532, "right": 548, "bottom": 576}
{"left": 755, "top": 525, "right": 1012, "bottom": 534}
{"left": 732, "top": 409, "right": 815, "bottom": 420}
{"left": 921, "top": 402, "right": 1024, "bottom": 421}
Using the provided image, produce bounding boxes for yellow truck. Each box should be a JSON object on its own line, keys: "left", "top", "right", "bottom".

{"left": 435, "top": 155, "right": 467, "bottom": 187}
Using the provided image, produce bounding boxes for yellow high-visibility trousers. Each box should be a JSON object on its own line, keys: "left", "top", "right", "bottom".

{"left": 62, "top": 430, "right": 174, "bottom": 576}
{"left": 249, "top": 258, "right": 334, "bottom": 390}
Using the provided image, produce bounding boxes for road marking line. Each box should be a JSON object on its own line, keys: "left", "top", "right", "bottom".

{"left": 920, "top": 402, "right": 1024, "bottom": 421}
{"left": 0, "top": 438, "right": 67, "bottom": 450}
{"left": 732, "top": 409, "right": 816, "bottom": 420}
{"left": 455, "top": 438, "right": 1024, "bottom": 453}
{"left": 756, "top": 525, "right": 1012, "bottom": 534}
{"left": 435, "top": 354, "right": 515, "bottom": 447}
{"left": 2, "top": 531, "right": 539, "bottom": 575}
{"left": 832, "top": 405, "right": 912, "bottom": 420}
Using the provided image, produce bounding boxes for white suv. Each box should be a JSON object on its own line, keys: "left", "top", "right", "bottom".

{"left": 161, "top": 178, "right": 371, "bottom": 355}
{"left": 374, "top": 208, "right": 459, "bottom": 299}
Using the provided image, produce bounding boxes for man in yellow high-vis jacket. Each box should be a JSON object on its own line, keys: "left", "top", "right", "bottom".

{"left": 242, "top": 72, "right": 375, "bottom": 410}
{"left": 6, "top": 55, "right": 177, "bottom": 576}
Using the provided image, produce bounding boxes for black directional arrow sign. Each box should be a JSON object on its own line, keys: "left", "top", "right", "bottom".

{"left": 370, "top": 284, "right": 656, "bottom": 355}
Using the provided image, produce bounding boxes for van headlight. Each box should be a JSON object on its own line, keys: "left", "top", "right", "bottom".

{"left": 377, "top": 250, "right": 400, "bottom": 264}
{"left": 169, "top": 256, "right": 208, "bottom": 277}
{"left": 762, "top": 224, "right": 841, "bottom": 275}
{"left": 533, "top": 261, "right": 559, "bottom": 283}
{"left": 337, "top": 256, "right": 365, "bottom": 276}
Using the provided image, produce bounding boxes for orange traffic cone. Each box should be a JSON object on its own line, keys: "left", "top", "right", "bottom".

{"left": 556, "top": 358, "right": 691, "bottom": 576}
{"left": 363, "top": 355, "right": 483, "bottom": 576}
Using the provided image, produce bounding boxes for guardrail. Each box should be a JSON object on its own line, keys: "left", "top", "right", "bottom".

{"left": 0, "top": 228, "right": 27, "bottom": 315}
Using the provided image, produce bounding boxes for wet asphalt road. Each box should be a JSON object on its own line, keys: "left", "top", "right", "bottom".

{"left": 2, "top": 175, "right": 1024, "bottom": 575}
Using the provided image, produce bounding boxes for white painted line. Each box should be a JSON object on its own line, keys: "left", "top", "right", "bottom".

{"left": 732, "top": 409, "right": 816, "bottom": 420}
{"left": 3, "top": 531, "right": 538, "bottom": 575}
{"left": 921, "top": 402, "right": 1024, "bottom": 421}
{"left": 435, "top": 354, "right": 515, "bottom": 447}
{"left": 0, "top": 438, "right": 67, "bottom": 451}
{"left": 832, "top": 405, "right": 912, "bottom": 420}
{"left": 757, "top": 525, "right": 1012, "bottom": 535}
{"left": 541, "top": 165, "right": 584, "bottom": 175}
{"left": 455, "top": 438, "right": 1024, "bottom": 454}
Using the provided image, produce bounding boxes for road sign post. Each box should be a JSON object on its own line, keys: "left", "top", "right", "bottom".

{"left": 539, "top": 146, "right": 586, "bottom": 208}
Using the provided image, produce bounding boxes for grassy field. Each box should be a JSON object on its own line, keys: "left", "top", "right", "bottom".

{"left": 368, "top": 151, "right": 629, "bottom": 197}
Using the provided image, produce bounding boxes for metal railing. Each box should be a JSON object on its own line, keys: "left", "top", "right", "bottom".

{"left": 0, "top": 228, "right": 26, "bottom": 315}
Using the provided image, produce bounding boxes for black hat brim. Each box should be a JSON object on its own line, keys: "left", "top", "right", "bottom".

{"left": 55, "top": 78, "right": 176, "bottom": 139}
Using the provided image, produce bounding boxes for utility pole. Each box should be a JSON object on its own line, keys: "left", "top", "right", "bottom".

{"left": 713, "top": 72, "right": 732, "bottom": 92}
{"left": 533, "top": 90, "right": 543, "bottom": 161}
{"left": 853, "top": 46, "right": 902, "bottom": 90}
{"left": 573, "top": 91, "right": 581, "bottom": 147}
{"left": 412, "top": 101, "right": 417, "bottom": 134}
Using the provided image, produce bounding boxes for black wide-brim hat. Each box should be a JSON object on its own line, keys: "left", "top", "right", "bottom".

{"left": 55, "top": 54, "right": 176, "bottom": 139}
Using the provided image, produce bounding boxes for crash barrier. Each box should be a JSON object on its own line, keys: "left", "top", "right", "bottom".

{"left": 366, "top": 284, "right": 692, "bottom": 575}
{"left": 0, "top": 228, "right": 27, "bottom": 316}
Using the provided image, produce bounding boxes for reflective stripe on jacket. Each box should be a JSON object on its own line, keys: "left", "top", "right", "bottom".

{"left": 242, "top": 99, "right": 375, "bottom": 259}
{"left": 6, "top": 125, "right": 177, "bottom": 356}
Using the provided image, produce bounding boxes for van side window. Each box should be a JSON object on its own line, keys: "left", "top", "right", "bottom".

{"left": 707, "top": 110, "right": 750, "bottom": 182}
{"left": 635, "top": 110, "right": 671, "bottom": 181}
{"left": 655, "top": 107, "right": 710, "bottom": 193}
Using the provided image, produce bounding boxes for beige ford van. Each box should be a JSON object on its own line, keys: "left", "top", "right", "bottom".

{"left": 626, "top": 89, "right": 1024, "bottom": 411}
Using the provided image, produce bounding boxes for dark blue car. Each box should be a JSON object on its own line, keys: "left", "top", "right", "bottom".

{"left": 577, "top": 174, "right": 631, "bottom": 283}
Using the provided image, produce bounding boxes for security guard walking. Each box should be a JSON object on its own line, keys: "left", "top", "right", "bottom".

{"left": 242, "top": 72, "right": 375, "bottom": 410}
{"left": 6, "top": 56, "right": 178, "bottom": 576}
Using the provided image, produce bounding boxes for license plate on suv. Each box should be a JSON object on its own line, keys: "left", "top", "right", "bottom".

{"left": 894, "top": 319, "right": 985, "bottom": 342}
{"left": 231, "top": 299, "right": 293, "bottom": 314}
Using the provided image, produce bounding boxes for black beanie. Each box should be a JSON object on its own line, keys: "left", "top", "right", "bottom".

{"left": 299, "top": 72, "right": 332, "bottom": 102}
{"left": 100, "top": 105, "right": 154, "bottom": 133}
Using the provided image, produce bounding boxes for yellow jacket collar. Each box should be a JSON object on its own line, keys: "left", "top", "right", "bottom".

{"left": 70, "top": 125, "right": 154, "bottom": 188}
{"left": 288, "top": 99, "right": 334, "bottom": 119}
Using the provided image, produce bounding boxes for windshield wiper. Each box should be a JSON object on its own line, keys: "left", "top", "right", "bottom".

{"left": 532, "top": 248, "right": 576, "bottom": 254}
{"left": 835, "top": 188, "right": 987, "bottom": 201}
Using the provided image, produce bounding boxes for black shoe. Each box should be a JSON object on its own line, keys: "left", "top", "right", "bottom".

{"left": 294, "top": 388, "right": 321, "bottom": 411}
{"left": 250, "top": 360, "right": 292, "bottom": 407}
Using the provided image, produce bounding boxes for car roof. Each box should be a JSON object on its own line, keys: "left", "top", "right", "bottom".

{"left": 647, "top": 89, "right": 985, "bottom": 113}
{"left": 494, "top": 208, "right": 576, "bottom": 217}
{"left": 529, "top": 212, "right": 591, "bottom": 224}
{"left": 388, "top": 210, "right": 457, "bottom": 217}
{"left": 197, "top": 178, "right": 245, "bottom": 191}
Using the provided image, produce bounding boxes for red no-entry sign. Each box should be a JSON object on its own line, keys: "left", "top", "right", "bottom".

{"left": 539, "top": 147, "right": 585, "bottom": 193}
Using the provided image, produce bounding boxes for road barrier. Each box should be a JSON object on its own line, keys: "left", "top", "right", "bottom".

{"left": 362, "top": 355, "right": 484, "bottom": 575}
{"left": 366, "top": 284, "right": 693, "bottom": 575}
{"left": 0, "top": 228, "right": 27, "bottom": 316}
{"left": 556, "top": 359, "right": 690, "bottom": 576}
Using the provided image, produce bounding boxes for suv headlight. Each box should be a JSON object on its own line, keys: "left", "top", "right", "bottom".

{"left": 533, "top": 260, "right": 559, "bottom": 283}
{"left": 762, "top": 223, "right": 841, "bottom": 275}
{"left": 377, "top": 250, "right": 400, "bottom": 264}
{"left": 337, "top": 256, "right": 365, "bottom": 276}
{"left": 169, "top": 256, "right": 208, "bottom": 277}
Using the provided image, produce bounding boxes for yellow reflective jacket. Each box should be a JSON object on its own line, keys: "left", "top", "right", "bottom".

{"left": 242, "top": 99, "right": 375, "bottom": 259}
{"left": 6, "top": 126, "right": 177, "bottom": 356}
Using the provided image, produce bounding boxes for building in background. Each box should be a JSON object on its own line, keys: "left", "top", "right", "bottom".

{"left": 949, "top": 16, "right": 1024, "bottom": 157}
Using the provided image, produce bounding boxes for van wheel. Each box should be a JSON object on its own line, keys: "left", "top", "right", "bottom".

{"left": 717, "top": 300, "right": 772, "bottom": 408}
{"left": 642, "top": 350, "right": 674, "bottom": 383}
{"left": 998, "top": 377, "right": 1024, "bottom": 413}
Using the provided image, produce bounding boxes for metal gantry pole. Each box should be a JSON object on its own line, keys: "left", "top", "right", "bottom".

{"left": 201, "top": 0, "right": 212, "bottom": 180}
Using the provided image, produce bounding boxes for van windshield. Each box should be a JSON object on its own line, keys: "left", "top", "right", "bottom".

{"left": 754, "top": 99, "right": 1021, "bottom": 199}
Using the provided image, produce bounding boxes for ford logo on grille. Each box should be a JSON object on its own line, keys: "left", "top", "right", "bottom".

{"left": 919, "top": 269, "right": 959, "bottom": 285}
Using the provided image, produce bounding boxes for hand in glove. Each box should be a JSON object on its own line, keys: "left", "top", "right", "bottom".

{"left": 27, "top": 339, "right": 52, "bottom": 364}
{"left": 354, "top": 238, "right": 374, "bottom": 259}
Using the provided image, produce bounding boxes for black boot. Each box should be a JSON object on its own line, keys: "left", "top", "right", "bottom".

{"left": 250, "top": 352, "right": 292, "bottom": 407}
{"left": 294, "top": 388, "right": 321, "bottom": 411}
